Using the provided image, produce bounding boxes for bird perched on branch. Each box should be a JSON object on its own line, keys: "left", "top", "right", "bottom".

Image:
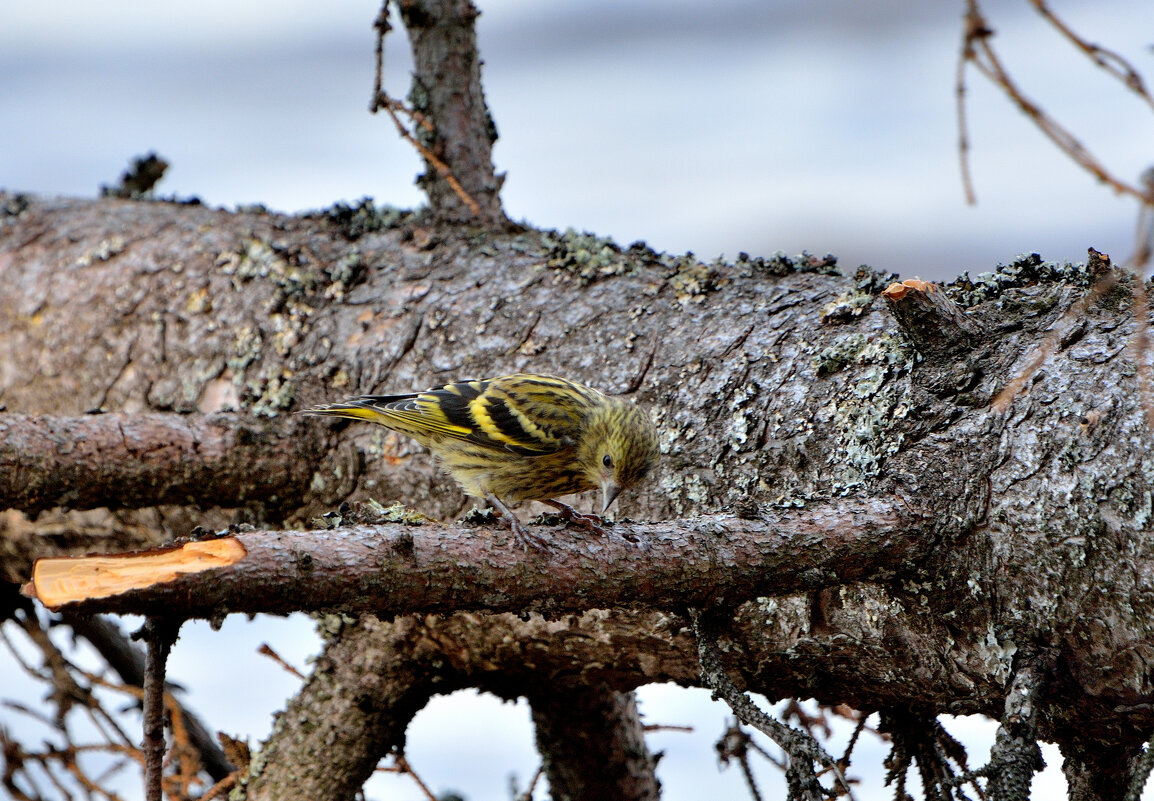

{"left": 304, "top": 373, "right": 660, "bottom": 550}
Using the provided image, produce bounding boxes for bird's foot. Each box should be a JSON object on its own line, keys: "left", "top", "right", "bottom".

{"left": 507, "top": 515, "right": 551, "bottom": 552}
{"left": 541, "top": 500, "right": 611, "bottom": 538}
{"left": 485, "top": 493, "right": 550, "bottom": 552}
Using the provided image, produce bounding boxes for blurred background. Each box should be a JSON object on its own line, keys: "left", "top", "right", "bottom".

{"left": 1, "top": 1, "right": 1151, "bottom": 799}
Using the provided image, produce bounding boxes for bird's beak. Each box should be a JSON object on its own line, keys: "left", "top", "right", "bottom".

{"left": 601, "top": 480, "right": 622, "bottom": 514}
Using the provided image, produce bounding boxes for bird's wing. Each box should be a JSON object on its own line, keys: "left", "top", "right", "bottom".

{"left": 346, "top": 376, "right": 589, "bottom": 455}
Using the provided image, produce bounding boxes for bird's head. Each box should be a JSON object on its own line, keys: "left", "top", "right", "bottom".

{"left": 577, "top": 398, "right": 661, "bottom": 513}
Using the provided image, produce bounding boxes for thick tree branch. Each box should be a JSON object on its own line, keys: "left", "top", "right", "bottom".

{"left": 242, "top": 614, "right": 452, "bottom": 801}
{"left": 29, "top": 498, "right": 936, "bottom": 618}
{"left": 0, "top": 412, "right": 319, "bottom": 515}
{"left": 1061, "top": 741, "right": 1148, "bottom": 801}
{"left": 528, "top": 685, "right": 660, "bottom": 801}
{"left": 4, "top": 195, "right": 1154, "bottom": 788}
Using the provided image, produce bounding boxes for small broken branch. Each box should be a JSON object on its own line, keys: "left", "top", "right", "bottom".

{"left": 882, "top": 279, "right": 981, "bottom": 356}
{"left": 391, "top": 755, "right": 440, "bottom": 801}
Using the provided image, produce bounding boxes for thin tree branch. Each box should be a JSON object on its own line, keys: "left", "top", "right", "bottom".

{"left": 62, "top": 614, "right": 234, "bottom": 782}
{"left": 374, "top": 93, "right": 483, "bottom": 217}
{"left": 958, "top": 0, "right": 1152, "bottom": 205}
{"left": 138, "top": 618, "right": 180, "bottom": 801}
{"left": 1027, "top": 0, "right": 1154, "bottom": 114}
{"left": 692, "top": 609, "right": 848, "bottom": 800}
{"left": 956, "top": 7, "right": 986, "bottom": 205}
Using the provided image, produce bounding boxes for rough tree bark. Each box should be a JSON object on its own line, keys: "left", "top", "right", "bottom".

{"left": 2, "top": 189, "right": 1152, "bottom": 799}
{"left": 528, "top": 684, "right": 661, "bottom": 801}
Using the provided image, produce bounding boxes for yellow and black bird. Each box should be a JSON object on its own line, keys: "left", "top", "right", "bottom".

{"left": 305, "top": 373, "right": 660, "bottom": 549}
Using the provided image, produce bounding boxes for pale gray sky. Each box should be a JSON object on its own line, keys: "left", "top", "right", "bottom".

{"left": 2, "top": 1, "right": 1150, "bottom": 278}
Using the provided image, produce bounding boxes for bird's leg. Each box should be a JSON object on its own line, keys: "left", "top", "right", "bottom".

{"left": 541, "top": 499, "right": 611, "bottom": 537}
{"left": 485, "top": 493, "right": 549, "bottom": 551}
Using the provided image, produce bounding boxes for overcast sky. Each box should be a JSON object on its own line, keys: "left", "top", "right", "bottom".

{"left": 2, "top": 2, "right": 1152, "bottom": 799}
{"left": 2, "top": 0, "right": 1150, "bottom": 279}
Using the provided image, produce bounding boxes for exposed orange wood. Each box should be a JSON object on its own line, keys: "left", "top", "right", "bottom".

{"left": 26, "top": 539, "right": 247, "bottom": 609}
{"left": 881, "top": 279, "right": 933, "bottom": 301}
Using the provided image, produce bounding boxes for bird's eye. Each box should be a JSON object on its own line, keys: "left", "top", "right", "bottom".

{"left": 602, "top": 454, "right": 613, "bottom": 468}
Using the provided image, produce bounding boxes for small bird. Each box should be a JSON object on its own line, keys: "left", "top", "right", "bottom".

{"left": 304, "top": 373, "right": 660, "bottom": 549}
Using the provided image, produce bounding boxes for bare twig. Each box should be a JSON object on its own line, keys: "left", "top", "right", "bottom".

{"left": 716, "top": 723, "right": 768, "bottom": 801}
{"left": 65, "top": 614, "right": 234, "bottom": 781}
{"left": 1027, "top": 0, "right": 1154, "bottom": 114}
{"left": 0, "top": 412, "right": 317, "bottom": 516}
{"left": 838, "top": 713, "right": 870, "bottom": 777}
{"left": 642, "top": 723, "right": 694, "bottom": 733}
{"left": 390, "top": 754, "right": 439, "bottom": 801}
{"left": 257, "top": 643, "right": 305, "bottom": 680}
{"left": 374, "top": 94, "right": 483, "bottom": 218}
{"left": 881, "top": 710, "right": 986, "bottom": 801}
{"left": 692, "top": 609, "right": 848, "bottom": 800}
{"left": 138, "top": 618, "right": 180, "bottom": 801}
{"left": 958, "top": 0, "right": 1151, "bottom": 204}
{"left": 956, "top": 8, "right": 987, "bottom": 205}
{"left": 513, "top": 765, "right": 546, "bottom": 801}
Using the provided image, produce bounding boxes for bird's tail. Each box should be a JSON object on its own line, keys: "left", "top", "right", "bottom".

{"left": 299, "top": 400, "right": 392, "bottom": 423}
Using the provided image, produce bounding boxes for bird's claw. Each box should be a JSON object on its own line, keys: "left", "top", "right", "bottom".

{"left": 542, "top": 500, "right": 612, "bottom": 538}
{"left": 509, "top": 517, "right": 551, "bottom": 552}
{"left": 483, "top": 493, "right": 551, "bottom": 552}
